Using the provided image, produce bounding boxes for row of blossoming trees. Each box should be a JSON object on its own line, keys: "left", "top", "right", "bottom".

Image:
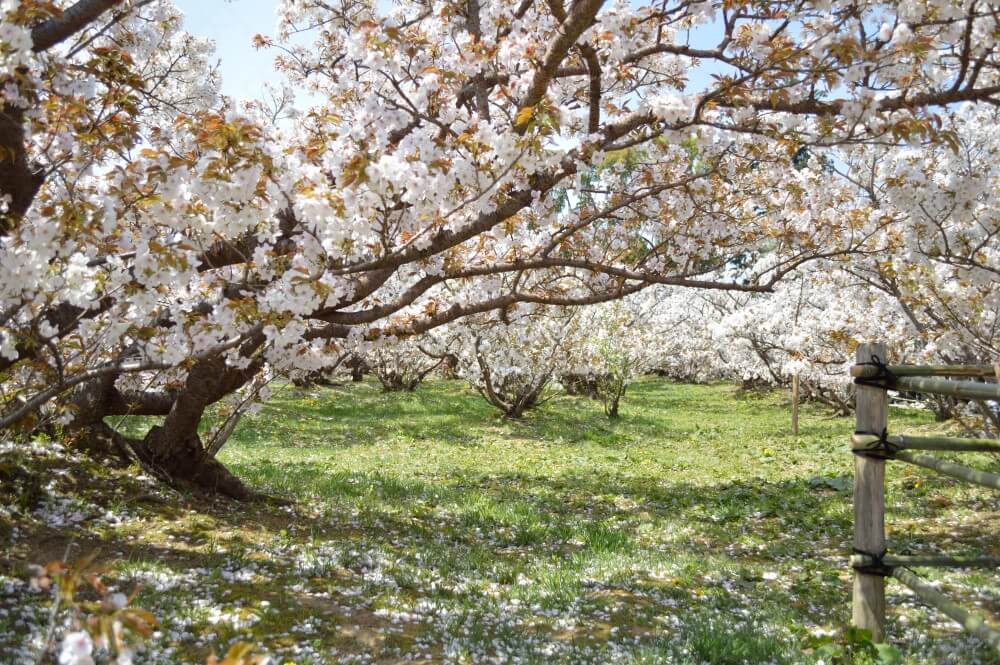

{"left": 1, "top": 0, "right": 998, "bottom": 497}
{"left": 354, "top": 298, "right": 655, "bottom": 418}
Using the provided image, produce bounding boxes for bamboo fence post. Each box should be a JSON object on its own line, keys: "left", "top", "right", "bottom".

{"left": 853, "top": 342, "right": 888, "bottom": 641}
{"left": 792, "top": 373, "right": 800, "bottom": 436}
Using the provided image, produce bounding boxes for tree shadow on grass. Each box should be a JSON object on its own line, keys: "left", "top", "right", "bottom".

{"left": 223, "top": 463, "right": 998, "bottom": 569}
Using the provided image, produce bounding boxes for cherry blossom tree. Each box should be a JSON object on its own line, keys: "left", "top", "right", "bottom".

{"left": 2, "top": 0, "right": 997, "bottom": 496}
{"left": 456, "top": 305, "right": 582, "bottom": 417}
{"left": 836, "top": 105, "right": 1000, "bottom": 366}
{"left": 830, "top": 104, "right": 1000, "bottom": 428}
{"left": 366, "top": 335, "right": 447, "bottom": 391}
{"left": 569, "top": 297, "right": 659, "bottom": 417}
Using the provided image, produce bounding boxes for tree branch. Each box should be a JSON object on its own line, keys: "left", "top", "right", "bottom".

{"left": 31, "top": 0, "right": 125, "bottom": 52}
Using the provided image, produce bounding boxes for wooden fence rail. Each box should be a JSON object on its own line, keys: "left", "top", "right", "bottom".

{"left": 893, "top": 451, "right": 1000, "bottom": 491}
{"left": 850, "top": 344, "right": 999, "bottom": 650}
{"left": 852, "top": 364, "right": 998, "bottom": 379}
{"left": 893, "top": 568, "right": 1000, "bottom": 650}
{"left": 852, "top": 433, "right": 1000, "bottom": 454}
{"left": 893, "top": 376, "right": 1000, "bottom": 401}
{"left": 851, "top": 553, "right": 1000, "bottom": 569}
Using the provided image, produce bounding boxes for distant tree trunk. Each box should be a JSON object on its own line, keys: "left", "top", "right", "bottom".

{"left": 376, "top": 372, "right": 420, "bottom": 392}
{"left": 373, "top": 357, "right": 442, "bottom": 392}
{"left": 440, "top": 353, "right": 460, "bottom": 379}
{"left": 561, "top": 373, "right": 602, "bottom": 399}
{"left": 292, "top": 370, "right": 340, "bottom": 387}
{"left": 347, "top": 354, "right": 367, "bottom": 382}
{"left": 496, "top": 377, "right": 548, "bottom": 418}
{"left": 607, "top": 399, "right": 620, "bottom": 418}
{"left": 596, "top": 372, "right": 628, "bottom": 419}
{"left": 604, "top": 384, "right": 624, "bottom": 418}
{"left": 799, "top": 380, "right": 853, "bottom": 417}
{"left": 738, "top": 377, "right": 771, "bottom": 392}
{"left": 474, "top": 343, "right": 551, "bottom": 418}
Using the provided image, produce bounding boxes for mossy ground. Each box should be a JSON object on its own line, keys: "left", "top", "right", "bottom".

{"left": 1, "top": 378, "right": 997, "bottom": 663}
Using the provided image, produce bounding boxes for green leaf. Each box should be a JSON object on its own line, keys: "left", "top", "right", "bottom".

{"left": 875, "top": 643, "right": 904, "bottom": 665}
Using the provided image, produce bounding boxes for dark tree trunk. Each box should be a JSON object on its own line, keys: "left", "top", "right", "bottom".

{"left": 0, "top": 103, "right": 45, "bottom": 234}
{"left": 127, "top": 355, "right": 262, "bottom": 499}
{"left": 605, "top": 388, "right": 622, "bottom": 418}
{"left": 132, "top": 426, "right": 253, "bottom": 500}
{"left": 63, "top": 373, "right": 135, "bottom": 466}
{"left": 292, "top": 370, "right": 340, "bottom": 388}
{"left": 439, "top": 353, "right": 460, "bottom": 380}
{"left": 345, "top": 354, "right": 368, "bottom": 382}
{"left": 61, "top": 350, "right": 264, "bottom": 500}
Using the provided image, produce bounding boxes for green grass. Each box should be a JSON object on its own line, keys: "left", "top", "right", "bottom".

{"left": 2, "top": 378, "right": 998, "bottom": 664}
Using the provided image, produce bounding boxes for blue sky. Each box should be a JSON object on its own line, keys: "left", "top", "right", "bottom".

{"left": 174, "top": 0, "right": 727, "bottom": 103}
{"left": 174, "top": 0, "right": 287, "bottom": 101}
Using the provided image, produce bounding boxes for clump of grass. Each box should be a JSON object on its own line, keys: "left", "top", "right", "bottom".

{"left": 680, "top": 617, "right": 793, "bottom": 665}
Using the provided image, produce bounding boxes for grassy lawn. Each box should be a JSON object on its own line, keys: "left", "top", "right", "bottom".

{"left": 1, "top": 378, "right": 998, "bottom": 663}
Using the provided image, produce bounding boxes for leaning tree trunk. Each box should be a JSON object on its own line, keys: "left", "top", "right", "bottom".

{"left": 62, "top": 350, "right": 264, "bottom": 500}
{"left": 129, "top": 355, "right": 262, "bottom": 500}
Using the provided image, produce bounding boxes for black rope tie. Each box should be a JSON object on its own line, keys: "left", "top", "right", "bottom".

{"left": 852, "top": 547, "right": 893, "bottom": 576}
{"left": 854, "top": 353, "right": 896, "bottom": 388}
{"left": 852, "top": 427, "right": 899, "bottom": 459}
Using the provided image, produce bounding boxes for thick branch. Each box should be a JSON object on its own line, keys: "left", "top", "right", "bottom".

{"left": 0, "top": 106, "right": 45, "bottom": 230}
{"left": 106, "top": 388, "right": 179, "bottom": 416}
{"left": 517, "top": 0, "right": 605, "bottom": 127}
{"left": 31, "top": 0, "right": 125, "bottom": 52}
{"left": 0, "top": 325, "right": 263, "bottom": 430}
